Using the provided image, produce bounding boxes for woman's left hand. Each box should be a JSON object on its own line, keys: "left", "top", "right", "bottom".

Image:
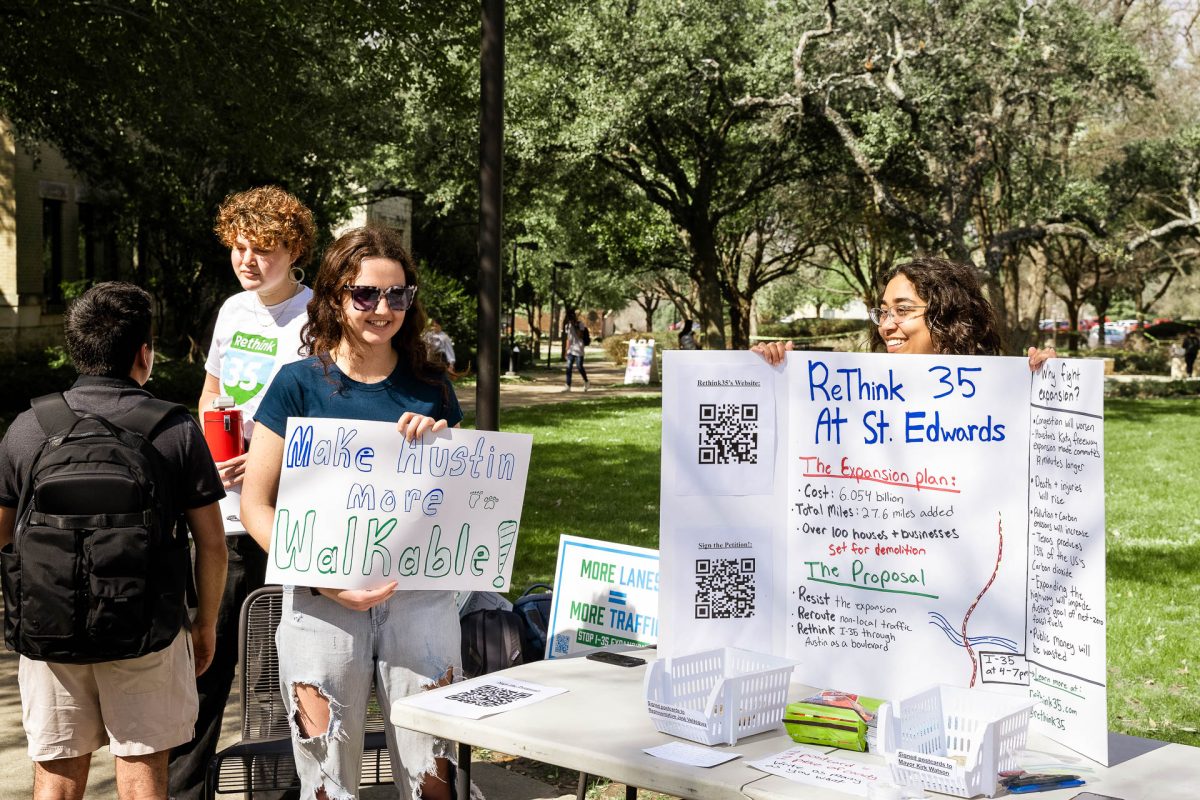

{"left": 397, "top": 412, "right": 448, "bottom": 442}
{"left": 318, "top": 582, "right": 398, "bottom": 611}
{"left": 1027, "top": 346, "right": 1057, "bottom": 371}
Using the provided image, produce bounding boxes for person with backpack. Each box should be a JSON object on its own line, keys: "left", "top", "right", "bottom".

{"left": 169, "top": 185, "right": 315, "bottom": 800}
{"left": 563, "top": 313, "right": 590, "bottom": 391}
{"left": 0, "top": 282, "right": 227, "bottom": 800}
{"left": 240, "top": 227, "right": 463, "bottom": 800}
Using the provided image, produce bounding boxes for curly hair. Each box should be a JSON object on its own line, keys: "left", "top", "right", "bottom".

{"left": 302, "top": 226, "right": 447, "bottom": 390}
{"left": 873, "top": 257, "right": 1002, "bottom": 356}
{"left": 213, "top": 186, "right": 317, "bottom": 268}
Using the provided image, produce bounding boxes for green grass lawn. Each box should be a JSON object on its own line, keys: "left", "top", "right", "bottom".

{"left": 1105, "top": 398, "right": 1200, "bottom": 746}
{"left": 484, "top": 394, "right": 1200, "bottom": 747}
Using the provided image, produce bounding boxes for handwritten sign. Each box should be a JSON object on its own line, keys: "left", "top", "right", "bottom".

{"left": 659, "top": 351, "right": 1108, "bottom": 765}
{"left": 545, "top": 535, "right": 660, "bottom": 658}
{"left": 264, "top": 419, "right": 532, "bottom": 591}
{"left": 747, "top": 748, "right": 891, "bottom": 797}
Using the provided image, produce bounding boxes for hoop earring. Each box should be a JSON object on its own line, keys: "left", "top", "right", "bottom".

{"left": 291, "top": 266, "right": 306, "bottom": 284}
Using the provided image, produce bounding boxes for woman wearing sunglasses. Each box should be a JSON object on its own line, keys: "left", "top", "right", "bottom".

{"left": 754, "top": 257, "right": 1055, "bottom": 368}
{"left": 241, "top": 226, "right": 462, "bottom": 800}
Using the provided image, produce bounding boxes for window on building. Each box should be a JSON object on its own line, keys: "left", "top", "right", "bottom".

{"left": 42, "top": 199, "right": 64, "bottom": 309}
{"left": 78, "top": 203, "right": 119, "bottom": 281}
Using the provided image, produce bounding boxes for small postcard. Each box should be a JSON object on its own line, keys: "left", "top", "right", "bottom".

{"left": 643, "top": 742, "right": 741, "bottom": 768}
{"left": 748, "top": 748, "right": 891, "bottom": 797}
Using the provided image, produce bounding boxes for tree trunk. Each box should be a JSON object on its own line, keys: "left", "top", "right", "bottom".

{"left": 688, "top": 227, "right": 728, "bottom": 349}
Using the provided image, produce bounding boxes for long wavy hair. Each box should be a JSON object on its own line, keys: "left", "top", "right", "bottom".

{"left": 302, "top": 226, "right": 447, "bottom": 390}
{"left": 873, "top": 257, "right": 1002, "bottom": 356}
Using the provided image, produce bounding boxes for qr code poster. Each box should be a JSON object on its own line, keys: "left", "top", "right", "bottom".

{"left": 544, "top": 534, "right": 660, "bottom": 660}
{"left": 668, "top": 359, "right": 776, "bottom": 496}
{"left": 662, "top": 525, "right": 776, "bottom": 654}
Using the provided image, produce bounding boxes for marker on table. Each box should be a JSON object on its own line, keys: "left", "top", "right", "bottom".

{"left": 1008, "top": 778, "right": 1086, "bottom": 793}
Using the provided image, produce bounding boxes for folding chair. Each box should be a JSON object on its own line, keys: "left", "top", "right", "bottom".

{"left": 204, "top": 586, "right": 393, "bottom": 798}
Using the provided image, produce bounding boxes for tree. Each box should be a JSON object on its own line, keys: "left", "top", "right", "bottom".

{"left": 0, "top": 0, "right": 475, "bottom": 353}
{"left": 751, "top": 0, "right": 1151, "bottom": 350}
{"left": 519, "top": 0, "right": 820, "bottom": 348}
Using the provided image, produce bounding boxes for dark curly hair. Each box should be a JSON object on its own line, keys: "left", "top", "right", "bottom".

{"left": 302, "top": 226, "right": 447, "bottom": 391}
{"left": 873, "top": 257, "right": 1001, "bottom": 356}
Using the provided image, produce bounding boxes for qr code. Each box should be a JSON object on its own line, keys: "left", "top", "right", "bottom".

{"left": 445, "top": 684, "right": 533, "bottom": 708}
{"left": 698, "top": 403, "right": 758, "bottom": 465}
{"left": 694, "top": 558, "right": 756, "bottom": 619}
{"left": 552, "top": 633, "right": 571, "bottom": 656}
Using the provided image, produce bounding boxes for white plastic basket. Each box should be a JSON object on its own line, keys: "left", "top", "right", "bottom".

{"left": 643, "top": 647, "right": 795, "bottom": 746}
{"left": 877, "top": 685, "right": 1036, "bottom": 798}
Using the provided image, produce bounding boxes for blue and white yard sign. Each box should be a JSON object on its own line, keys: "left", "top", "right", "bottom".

{"left": 545, "top": 534, "right": 660, "bottom": 659}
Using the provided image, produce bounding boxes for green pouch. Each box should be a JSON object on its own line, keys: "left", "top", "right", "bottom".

{"left": 782, "top": 691, "right": 883, "bottom": 752}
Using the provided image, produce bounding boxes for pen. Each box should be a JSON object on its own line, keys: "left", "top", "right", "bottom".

{"left": 1008, "top": 778, "right": 1085, "bottom": 793}
{"left": 1005, "top": 774, "right": 1081, "bottom": 788}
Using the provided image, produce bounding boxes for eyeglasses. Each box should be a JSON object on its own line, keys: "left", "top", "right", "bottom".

{"left": 868, "top": 305, "right": 926, "bottom": 325}
{"left": 343, "top": 284, "right": 417, "bottom": 312}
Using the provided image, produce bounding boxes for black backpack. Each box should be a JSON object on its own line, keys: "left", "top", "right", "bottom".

{"left": 1, "top": 393, "right": 192, "bottom": 664}
{"left": 460, "top": 608, "right": 526, "bottom": 678}
{"left": 512, "top": 583, "right": 552, "bottom": 662}
{"left": 580, "top": 324, "right": 591, "bottom": 346}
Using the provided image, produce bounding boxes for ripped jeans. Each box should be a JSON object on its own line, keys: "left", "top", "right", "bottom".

{"left": 277, "top": 587, "right": 461, "bottom": 799}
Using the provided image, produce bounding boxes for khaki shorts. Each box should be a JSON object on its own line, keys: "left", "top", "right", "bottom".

{"left": 19, "top": 630, "right": 198, "bottom": 760}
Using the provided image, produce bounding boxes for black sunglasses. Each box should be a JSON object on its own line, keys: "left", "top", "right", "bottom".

{"left": 343, "top": 284, "right": 418, "bottom": 312}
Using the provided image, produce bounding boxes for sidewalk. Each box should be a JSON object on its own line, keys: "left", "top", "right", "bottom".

{"left": 455, "top": 349, "right": 661, "bottom": 417}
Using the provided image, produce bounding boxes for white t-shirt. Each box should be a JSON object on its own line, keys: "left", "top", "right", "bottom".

{"left": 204, "top": 286, "right": 312, "bottom": 441}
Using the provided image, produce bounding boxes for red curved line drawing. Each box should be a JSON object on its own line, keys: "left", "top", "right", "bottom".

{"left": 962, "top": 513, "right": 1003, "bottom": 687}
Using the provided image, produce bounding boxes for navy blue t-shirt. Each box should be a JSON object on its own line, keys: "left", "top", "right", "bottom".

{"left": 254, "top": 356, "right": 463, "bottom": 436}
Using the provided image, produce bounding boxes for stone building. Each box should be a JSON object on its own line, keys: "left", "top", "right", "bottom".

{"left": 0, "top": 118, "right": 125, "bottom": 362}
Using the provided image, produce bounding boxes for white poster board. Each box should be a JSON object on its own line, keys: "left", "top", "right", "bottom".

{"left": 624, "top": 339, "right": 657, "bottom": 385}
{"left": 659, "top": 351, "right": 1108, "bottom": 765}
{"left": 545, "top": 534, "right": 660, "bottom": 658}
{"left": 265, "top": 419, "right": 532, "bottom": 591}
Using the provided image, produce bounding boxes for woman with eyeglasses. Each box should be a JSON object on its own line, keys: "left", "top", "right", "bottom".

{"left": 754, "top": 257, "right": 1055, "bottom": 368}
{"left": 241, "top": 226, "right": 462, "bottom": 800}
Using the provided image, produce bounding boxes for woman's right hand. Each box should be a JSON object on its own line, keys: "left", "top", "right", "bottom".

{"left": 751, "top": 340, "right": 793, "bottom": 366}
{"left": 317, "top": 581, "right": 398, "bottom": 611}
{"left": 215, "top": 451, "right": 250, "bottom": 490}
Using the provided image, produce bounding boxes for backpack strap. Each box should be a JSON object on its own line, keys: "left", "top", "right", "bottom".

{"left": 113, "top": 398, "right": 189, "bottom": 440}
{"left": 31, "top": 393, "right": 82, "bottom": 437}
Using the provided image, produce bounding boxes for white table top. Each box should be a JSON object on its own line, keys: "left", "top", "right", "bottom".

{"left": 392, "top": 652, "right": 1200, "bottom": 800}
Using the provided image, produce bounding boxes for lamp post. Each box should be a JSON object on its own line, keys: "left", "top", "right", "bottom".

{"left": 548, "top": 261, "right": 573, "bottom": 368}
{"left": 507, "top": 240, "right": 538, "bottom": 377}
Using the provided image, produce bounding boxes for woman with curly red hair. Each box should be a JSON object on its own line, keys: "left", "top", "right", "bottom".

{"left": 170, "top": 186, "right": 317, "bottom": 799}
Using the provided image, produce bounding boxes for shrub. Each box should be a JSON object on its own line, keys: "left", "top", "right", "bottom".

{"left": 1087, "top": 346, "right": 1168, "bottom": 375}
{"left": 757, "top": 318, "right": 867, "bottom": 339}
{"left": 1106, "top": 379, "right": 1200, "bottom": 399}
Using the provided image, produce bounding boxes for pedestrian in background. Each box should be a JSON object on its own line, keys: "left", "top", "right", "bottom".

{"left": 1184, "top": 331, "right": 1199, "bottom": 377}
{"left": 424, "top": 319, "right": 456, "bottom": 369}
{"left": 678, "top": 318, "right": 698, "bottom": 350}
{"left": 564, "top": 313, "right": 590, "bottom": 392}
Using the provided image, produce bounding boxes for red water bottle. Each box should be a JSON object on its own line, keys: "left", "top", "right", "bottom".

{"left": 203, "top": 395, "right": 245, "bottom": 462}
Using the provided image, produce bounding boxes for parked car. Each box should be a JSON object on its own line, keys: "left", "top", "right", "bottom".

{"left": 1087, "top": 323, "right": 1126, "bottom": 348}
